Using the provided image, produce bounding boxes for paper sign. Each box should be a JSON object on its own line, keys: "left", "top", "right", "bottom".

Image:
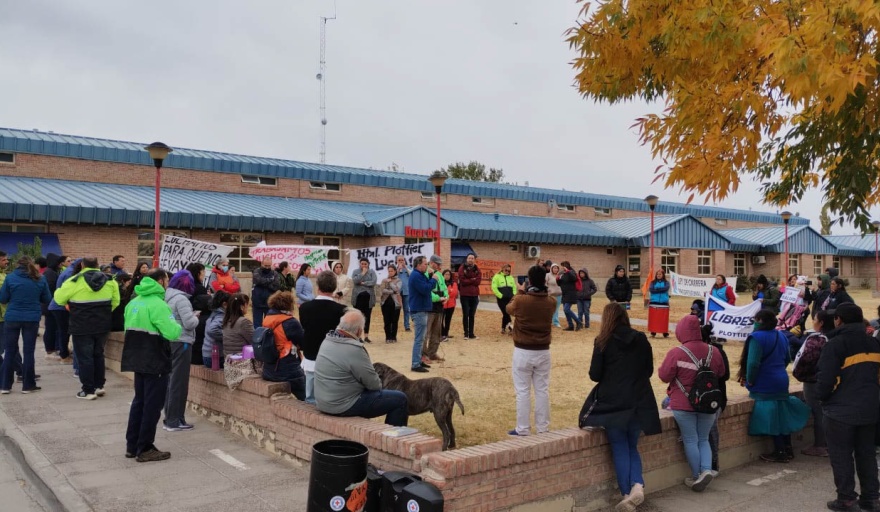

{"left": 347, "top": 243, "right": 434, "bottom": 282}
{"left": 248, "top": 243, "right": 335, "bottom": 273}
{"left": 158, "top": 235, "right": 234, "bottom": 276}
{"left": 780, "top": 286, "right": 802, "bottom": 304}
{"left": 476, "top": 259, "right": 515, "bottom": 296}
{"left": 705, "top": 295, "right": 762, "bottom": 341}
{"left": 669, "top": 272, "right": 738, "bottom": 298}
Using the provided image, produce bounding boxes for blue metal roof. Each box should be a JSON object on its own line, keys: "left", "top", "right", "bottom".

{"left": 363, "top": 206, "right": 459, "bottom": 238}
{"left": 0, "top": 127, "right": 810, "bottom": 226}
{"left": 719, "top": 226, "right": 838, "bottom": 255}
{"left": 825, "top": 236, "right": 875, "bottom": 257}
{"left": 442, "top": 210, "right": 625, "bottom": 246}
{"left": 585, "top": 215, "right": 731, "bottom": 250}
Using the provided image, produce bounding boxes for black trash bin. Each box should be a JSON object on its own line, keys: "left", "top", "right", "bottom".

{"left": 381, "top": 471, "right": 444, "bottom": 512}
{"left": 308, "top": 439, "right": 370, "bottom": 512}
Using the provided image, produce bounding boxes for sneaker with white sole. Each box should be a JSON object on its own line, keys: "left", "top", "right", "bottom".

{"left": 691, "top": 470, "right": 714, "bottom": 492}
{"left": 95, "top": 388, "right": 105, "bottom": 397}
{"left": 0, "top": 390, "right": 10, "bottom": 395}
{"left": 76, "top": 391, "right": 97, "bottom": 400}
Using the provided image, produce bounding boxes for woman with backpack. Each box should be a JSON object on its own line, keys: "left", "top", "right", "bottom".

{"left": 647, "top": 269, "right": 670, "bottom": 338}
{"left": 491, "top": 264, "right": 517, "bottom": 334}
{"left": 658, "top": 315, "right": 727, "bottom": 492}
{"left": 737, "top": 308, "right": 810, "bottom": 463}
{"left": 261, "top": 291, "right": 307, "bottom": 401}
{"left": 791, "top": 310, "right": 834, "bottom": 457}
{"left": 557, "top": 261, "right": 581, "bottom": 331}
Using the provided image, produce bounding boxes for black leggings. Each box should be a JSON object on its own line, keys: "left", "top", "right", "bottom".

{"left": 442, "top": 308, "right": 455, "bottom": 337}
{"left": 460, "top": 296, "right": 479, "bottom": 337}
{"left": 355, "top": 292, "right": 373, "bottom": 334}
{"left": 497, "top": 297, "right": 512, "bottom": 329}
{"left": 381, "top": 299, "right": 400, "bottom": 341}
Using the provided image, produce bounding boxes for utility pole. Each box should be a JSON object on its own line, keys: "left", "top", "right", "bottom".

{"left": 317, "top": 2, "right": 336, "bottom": 164}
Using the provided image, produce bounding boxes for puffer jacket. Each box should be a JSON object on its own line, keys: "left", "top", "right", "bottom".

{"left": 207, "top": 267, "right": 241, "bottom": 294}
{"left": 576, "top": 270, "right": 597, "bottom": 301}
{"left": 817, "top": 323, "right": 880, "bottom": 425}
{"left": 165, "top": 287, "right": 199, "bottom": 344}
{"left": 53, "top": 267, "right": 119, "bottom": 335}
{"left": 605, "top": 275, "right": 633, "bottom": 303}
{"left": 649, "top": 279, "right": 670, "bottom": 305}
{"left": 121, "top": 277, "right": 182, "bottom": 375}
{"left": 202, "top": 308, "right": 225, "bottom": 360}
{"left": 251, "top": 267, "right": 281, "bottom": 309}
{"left": 556, "top": 269, "right": 579, "bottom": 304}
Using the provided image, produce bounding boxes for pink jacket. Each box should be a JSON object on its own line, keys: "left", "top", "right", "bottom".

{"left": 658, "top": 341, "right": 726, "bottom": 411}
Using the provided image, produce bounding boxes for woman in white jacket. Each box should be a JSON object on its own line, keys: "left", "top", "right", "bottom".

{"left": 333, "top": 262, "right": 353, "bottom": 305}
{"left": 164, "top": 269, "right": 200, "bottom": 431}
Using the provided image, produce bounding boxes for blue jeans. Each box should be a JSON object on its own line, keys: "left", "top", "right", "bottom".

{"left": 577, "top": 300, "right": 591, "bottom": 327}
{"left": 304, "top": 370, "right": 315, "bottom": 404}
{"left": 252, "top": 307, "right": 268, "bottom": 330}
{"left": 1, "top": 321, "right": 39, "bottom": 391}
{"left": 401, "top": 294, "right": 411, "bottom": 330}
{"left": 552, "top": 296, "right": 562, "bottom": 326}
{"left": 338, "top": 389, "right": 408, "bottom": 426}
{"left": 672, "top": 410, "right": 715, "bottom": 478}
{"left": 563, "top": 302, "right": 578, "bottom": 328}
{"left": 605, "top": 418, "right": 644, "bottom": 496}
{"left": 52, "top": 309, "right": 71, "bottom": 359}
{"left": 411, "top": 311, "right": 428, "bottom": 369}
{"left": 43, "top": 312, "right": 58, "bottom": 354}
{"left": 262, "top": 353, "right": 306, "bottom": 401}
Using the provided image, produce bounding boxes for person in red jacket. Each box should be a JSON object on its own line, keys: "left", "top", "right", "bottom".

{"left": 457, "top": 253, "right": 482, "bottom": 339}
{"left": 658, "top": 315, "right": 727, "bottom": 493}
{"left": 441, "top": 270, "right": 458, "bottom": 341}
{"left": 207, "top": 259, "right": 241, "bottom": 294}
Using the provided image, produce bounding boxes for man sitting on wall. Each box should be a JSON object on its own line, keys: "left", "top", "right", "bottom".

{"left": 314, "top": 310, "right": 408, "bottom": 426}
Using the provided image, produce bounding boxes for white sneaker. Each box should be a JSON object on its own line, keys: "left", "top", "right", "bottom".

{"left": 76, "top": 391, "right": 97, "bottom": 401}
{"left": 628, "top": 483, "right": 644, "bottom": 506}
{"left": 684, "top": 477, "right": 695, "bottom": 488}
{"left": 691, "top": 470, "right": 714, "bottom": 492}
{"left": 0, "top": 390, "right": 9, "bottom": 395}
{"left": 614, "top": 495, "right": 637, "bottom": 512}
{"left": 95, "top": 388, "right": 105, "bottom": 397}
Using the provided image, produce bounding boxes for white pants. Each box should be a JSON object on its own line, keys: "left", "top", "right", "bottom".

{"left": 512, "top": 347, "right": 551, "bottom": 435}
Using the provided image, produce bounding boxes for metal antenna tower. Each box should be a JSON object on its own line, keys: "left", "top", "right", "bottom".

{"left": 317, "top": 2, "right": 336, "bottom": 164}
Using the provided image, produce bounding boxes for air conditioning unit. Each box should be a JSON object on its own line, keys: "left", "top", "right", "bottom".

{"left": 751, "top": 255, "right": 766, "bottom": 264}
{"left": 527, "top": 246, "right": 542, "bottom": 258}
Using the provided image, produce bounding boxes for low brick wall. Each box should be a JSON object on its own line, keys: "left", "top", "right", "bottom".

{"left": 105, "top": 333, "right": 808, "bottom": 511}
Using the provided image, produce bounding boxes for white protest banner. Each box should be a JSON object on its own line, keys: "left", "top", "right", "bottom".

{"left": 669, "top": 272, "right": 738, "bottom": 298}
{"left": 780, "top": 286, "right": 802, "bottom": 304}
{"left": 705, "top": 295, "right": 762, "bottom": 341}
{"left": 347, "top": 242, "right": 434, "bottom": 282}
{"left": 248, "top": 243, "right": 335, "bottom": 273}
{"left": 158, "top": 235, "right": 234, "bottom": 276}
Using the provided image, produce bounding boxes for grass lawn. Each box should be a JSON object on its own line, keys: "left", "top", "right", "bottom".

{"left": 360, "top": 288, "right": 879, "bottom": 447}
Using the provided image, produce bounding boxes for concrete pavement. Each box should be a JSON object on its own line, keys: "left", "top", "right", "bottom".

{"left": 0, "top": 354, "right": 309, "bottom": 512}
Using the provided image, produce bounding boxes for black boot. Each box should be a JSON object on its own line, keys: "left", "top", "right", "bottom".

{"left": 760, "top": 450, "right": 790, "bottom": 463}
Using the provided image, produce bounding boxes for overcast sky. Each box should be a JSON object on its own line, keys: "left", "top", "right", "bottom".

{"left": 0, "top": 1, "right": 867, "bottom": 235}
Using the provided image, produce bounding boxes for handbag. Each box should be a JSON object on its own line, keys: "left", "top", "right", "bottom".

{"left": 578, "top": 386, "right": 600, "bottom": 429}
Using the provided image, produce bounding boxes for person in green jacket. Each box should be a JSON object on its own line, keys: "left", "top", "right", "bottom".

{"left": 53, "top": 256, "right": 120, "bottom": 400}
{"left": 492, "top": 264, "right": 517, "bottom": 334}
{"left": 121, "top": 270, "right": 182, "bottom": 463}
{"left": 423, "top": 255, "right": 448, "bottom": 364}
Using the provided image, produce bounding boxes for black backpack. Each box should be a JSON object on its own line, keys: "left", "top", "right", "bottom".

{"left": 675, "top": 345, "right": 724, "bottom": 414}
{"left": 252, "top": 326, "right": 279, "bottom": 364}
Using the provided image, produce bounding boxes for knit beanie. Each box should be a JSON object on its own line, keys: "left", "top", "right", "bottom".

{"left": 675, "top": 314, "right": 703, "bottom": 343}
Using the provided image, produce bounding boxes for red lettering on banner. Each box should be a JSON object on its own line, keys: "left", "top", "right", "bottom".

{"left": 405, "top": 226, "right": 438, "bottom": 239}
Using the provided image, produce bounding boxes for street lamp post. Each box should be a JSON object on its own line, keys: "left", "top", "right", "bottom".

{"left": 645, "top": 195, "right": 659, "bottom": 278}
{"left": 873, "top": 220, "right": 880, "bottom": 293}
{"left": 144, "top": 142, "right": 173, "bottom": 268}
{"left": 428, "top": 171, "right": 448, "bottom": 256}
{"left": 781, "top": 211, "right": 793, "bottom": 278}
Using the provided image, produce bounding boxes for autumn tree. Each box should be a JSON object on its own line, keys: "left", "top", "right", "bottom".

{"left": 438, "top": 161, "right": 505, "bottom": 183}
{"left": 567, "top": 1, "right": 880, "bottom": 230}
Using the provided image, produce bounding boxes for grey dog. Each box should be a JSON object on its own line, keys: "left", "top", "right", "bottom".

{"left": 373, "top": 362, "right": 465, "bottom": 450}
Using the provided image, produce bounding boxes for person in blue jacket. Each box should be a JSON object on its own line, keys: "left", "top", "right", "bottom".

{"left": 408, "top": 256, "right": 435, "bottom": 373}
{"left": 0, "top": 257, "right": 51, "bottom": 394}
{"left": 647, "top": 269, "right": 670, "bottom": 338}
{"left": 48, "top": 257, "right": 81, "bottom": 366}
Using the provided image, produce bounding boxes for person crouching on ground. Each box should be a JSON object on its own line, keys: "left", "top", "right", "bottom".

{"left": 261, "top": 291, "right": 307, "bottom": 400}
{"left": 122, "top": 270, "right": 182, "bottom": 463}
{"left": 658, "top": 315, "right": 727, "bottom": 492}
{"left": 314, "top": 310, "right": 408, "bottom": 426}
{"left": 816, "top": 303, "right": 880, "bottom": 512}
{"left": 506, "top": 265, "right": 556, "bottom": 437}
{"left": 580, "top": 303, "right": 661, "bottom": 512}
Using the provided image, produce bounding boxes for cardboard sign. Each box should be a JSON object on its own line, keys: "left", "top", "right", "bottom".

{"left": 669, "top": 272, "right": 738, "bottom": 298}
{"left": 347, "top": 243, "right": 434, "bottom": 282}
{"left": 476, "top": 259, "right": 515, "bottom": 296}
{"left": 248, "top": 243, "right": 335, "bottom": 273}
{"left": 158, "top": 235, "right": 234, "bottom": 276}
{"left": 705, "top": 295, "right": 762, "bottom": 341}
{"left": 780, "top": 286, "right": 803, "bottom": 304}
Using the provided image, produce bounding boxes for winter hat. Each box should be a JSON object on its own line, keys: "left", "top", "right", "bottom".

{"left": 675, "top": 314, "right": 703, "bottom": 343}
{"left": 756, "top": 274, "right": 769, "bottom": 287}
{"left": 168, "top": 269, "right": 195, "bottom": 295}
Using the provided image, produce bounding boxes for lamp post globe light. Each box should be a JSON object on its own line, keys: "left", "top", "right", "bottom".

{"left": 873, "top": 220, "right": 880, "bottom": 295}
{"left": 145, "top": 142, "right": 173, "bottom": 269}
{"left": 428, "top": 171, "right": 448, "bottom": 256}
{"left": 780, "top": 211, "right": 793, "bottom": 278}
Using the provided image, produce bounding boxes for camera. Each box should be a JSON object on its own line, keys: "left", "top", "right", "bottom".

{"left": 805, "top": 280, "right": 813, "bottom": 286}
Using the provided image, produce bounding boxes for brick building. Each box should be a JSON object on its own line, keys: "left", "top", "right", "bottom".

{"left": 0, "top": 127, "right": 875, "bottom": 291}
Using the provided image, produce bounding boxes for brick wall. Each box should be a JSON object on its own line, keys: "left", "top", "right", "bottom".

{"left": 104, "top": 333, "right": 809, "bottom": 512}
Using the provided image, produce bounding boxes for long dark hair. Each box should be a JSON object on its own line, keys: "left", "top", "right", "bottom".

{"left": 17, "top": 257, "right": 40, "bottom": 281}
{"left": 223, "top": 293, "right": 249, "bottom": 328}
{"left": 594, "top": 303, "right": 631, "bottom": 352}
{"left": 211, "top": 290, "right": 231, "bottom": 310}
{"left": 297, "top": 263, "right": 311, "bottom": 279}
